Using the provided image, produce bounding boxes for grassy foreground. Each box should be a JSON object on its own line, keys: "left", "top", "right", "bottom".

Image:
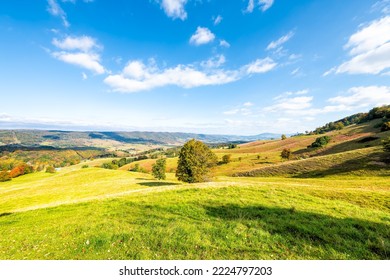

{"left": 0, "top": 168, "right": 389, "bottom": 260}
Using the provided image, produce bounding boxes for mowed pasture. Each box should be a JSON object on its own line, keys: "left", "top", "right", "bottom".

{"left": 0, "top": 165, "right": 389, "bottom": 260}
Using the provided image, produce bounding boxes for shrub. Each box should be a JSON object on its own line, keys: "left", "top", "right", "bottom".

{"left": 130, "top": 163, "right": 140, "bottom": 172}
{"left": 221, "top": 154, "right": 232, "bottom": 164}
{"left": 281, "top": 148, "right": 292, "bottom": 160}
{"left": 381, "top": 121, "right": 390, "bottom": 132}
{"left": 310, "top": 136, "right": 331, "bottom": 148}
{"left": 0, "top": 171, "right": 11, "bottom": 182}
{"left": 82, "top": 165, "right": 89, "bottom": 168}
{"left": 45, "top": 166, "right": 56, "bottom": 173}
{"left": 281, "top": 134, "right": 287, "bottom": 140}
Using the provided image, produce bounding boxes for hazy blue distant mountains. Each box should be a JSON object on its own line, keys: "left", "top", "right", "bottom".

{"left": 0, "top": 129, "right": 282, "bottom": 148}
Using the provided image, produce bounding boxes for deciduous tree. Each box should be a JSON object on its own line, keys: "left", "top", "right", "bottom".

{"left": 176, "top": 139, "right": 218, "bottom": 183}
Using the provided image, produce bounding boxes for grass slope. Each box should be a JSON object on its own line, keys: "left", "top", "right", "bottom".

{"left": 235, "top": 147, "right": 389, "bottom": 178}
{"left": 0, "top": 167, "right": 389, "bottom": 260}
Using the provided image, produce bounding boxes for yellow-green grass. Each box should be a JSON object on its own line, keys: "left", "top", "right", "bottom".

{"left": 235, "top": 147, "right": 390, "bottom": 178}
{"left": 0, "top": 172, "right": 389, "bottom": 260}
{"left": 0, "top": 167, "right": 180, "bottom": 213}
{"left": 119, "top": 158, "right": 178, "bottom": 173}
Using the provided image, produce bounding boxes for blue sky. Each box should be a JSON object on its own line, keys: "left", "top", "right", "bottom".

{"left": 0, "top": 0, "right": 389, "bottom": 135}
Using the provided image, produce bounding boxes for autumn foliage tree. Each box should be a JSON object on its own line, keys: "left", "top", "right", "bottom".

{"left": 9, "top": 163, "right": 33, "bottom": 178}
{"left": 176, "top": 139, "right": 218, "bottom": 183}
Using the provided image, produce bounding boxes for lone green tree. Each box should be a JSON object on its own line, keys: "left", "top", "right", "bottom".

{"left": 281, "top": 134, "right": 287, "bottom": 140}
{"left": 152, "top": 158, "right": 166, "bottom": 180}
{"left": 176, "top": 139, "right": 218, "bottom": 183}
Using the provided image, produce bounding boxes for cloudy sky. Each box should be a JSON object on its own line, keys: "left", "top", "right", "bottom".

{"left": 0, "top": 0, "right": 389, "bottom": 135}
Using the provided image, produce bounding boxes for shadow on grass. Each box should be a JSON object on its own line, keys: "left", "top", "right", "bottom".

{"left": 293, "top": 151, "right": 389, "bottom": 178}
{"left": 204, "top": 204, "right": 390, "bottom": 259}
{"left": 0, "top": 212, "right": 13, "bottom": 218}
{"left": 137, "top": 182, "right": 181, "bottom": 187}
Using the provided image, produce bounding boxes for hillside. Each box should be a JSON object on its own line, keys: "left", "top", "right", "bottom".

{"left": 0, "top": 108, "right": 389, "bottom": 260}
{"left": 0, "top": 130, "right": 280, "bottom": 149}
{"left": 115, "top": 119, "right": 389, "bottom": 177}
{"left": 0, "top": 163, "right": 389, "bottom": 259}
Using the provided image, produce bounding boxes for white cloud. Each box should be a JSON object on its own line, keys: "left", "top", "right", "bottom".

{"left": 213, "top": 15, "right": 223, "bottom": 25}
{"left": 245, "top": 0, "right": 274, "bottom": 13}
{"left": 161, "top": 0, "right": 187, "bottom": 20}
{"left": 51, "top": 35, "right": 105, "bottom": 74}
{"left": 270, "top": 86, "right": 390, "bottom": 117}
{"left": 265, "top": 96, "right": 313, "bottom": 112}
{"left": 52, "top": 52, "right": 105, "bottom": 74}
{"left": 245, "top": 0, "right": 255, "bottom": 13}
{"left": 104, "top": 57, "right": 276, "bottom": 93}
{"left": 223, "top": 109, "right": 239, "bottom": 115}
{"left": 245, "top": 57, "right": 277, "bottom": 74}
{"left": 259, "top": 0, "right": 275, "bottom": 12}
{"left": 105, "top": 61, "right": 239, "bottom": 93}
{"left": 219, "top": 39, "right": 230, "bottom": 48}
{"left": 266, "top": 31, "right": 295, "bottom": 50}
{"left": 291, "top": 67, "right": 300, "bottom": 75}
{"left": 52, "top": 36, "right": 98, "bottom": 52}
{"left": 333, "top": 16, "right": 390, "bottom": 75}
{"left": 336, "top": 42, "right": 390, "bottom": 74}
{"left": 372, "top": 0, "right": 390, "bottom": 14}
{"left": 189, "top": 27, "right": 215, "bottom": 46}
{"left": 328, "top": 86, "right": 390, "bottom": 107}
{"left": 223, "top": 102, "right": 253, "bottom": 116}
{"left": 274, "top": 89, "right": 309, "bottom": 100}
{"left": 82, "top": 72, "right": 88, "bottom": 80}
{"left": 201, "top": 55, "right": 226, "bottom": 69}
{"left": 47, "top": 0, "right": 70, "bottom": 27}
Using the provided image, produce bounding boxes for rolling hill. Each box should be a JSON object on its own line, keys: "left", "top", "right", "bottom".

{"left": 0, "top": 107, "right": 389, "bottom": 260}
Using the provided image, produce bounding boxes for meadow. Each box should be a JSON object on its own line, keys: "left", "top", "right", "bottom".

{"left": 0, "top": 165, "right": 389, "bottom": 260}
{"left": 0, "top": 119, "right": 389, "bottom": 260}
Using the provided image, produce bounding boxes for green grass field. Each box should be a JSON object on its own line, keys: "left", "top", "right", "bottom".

{"left": 0, "top": 166, "right": 389, "bottom": 260}
{"left": 1, "top": 120, "right": 389, "bottom": 260}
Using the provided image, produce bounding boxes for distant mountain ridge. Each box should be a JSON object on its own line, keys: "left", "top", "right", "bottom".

{"left": 0, "top": 129, "right": 282, "bottom": 148}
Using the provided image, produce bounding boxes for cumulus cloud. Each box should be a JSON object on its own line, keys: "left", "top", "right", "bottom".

{"left": 52, "top": 36, "right": 98, "bottom": 52}
{"left": 47, "top": 0, "right": 69, "bottom": 27}
{"left": 104, "top": 57, "right": 276, "bottom": 93}
{"left": 189, "top": 27, "right": 215, "bottom": 46}
{"left": 329, "top": 16, "right": 390, "bottom": 75}
{"left": 266, "top": 31, "right": 295, "bottom": 50}
{"left": 268, "top": 86, "right": 390, "bottom": 117}
{"left": 328, "top": 86, "right": 390, "bottom": 107}
{"left": 52, "top": 52, "right": 105, "bottom": 74}
{"left": 51, "top": 35, "right": 105, "bottom": 74}
{"left": 245, "top": 0, "right": 274, "bottom": 13}
{"left": 161, "top": 0, "right": 187, "bottom": 20}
